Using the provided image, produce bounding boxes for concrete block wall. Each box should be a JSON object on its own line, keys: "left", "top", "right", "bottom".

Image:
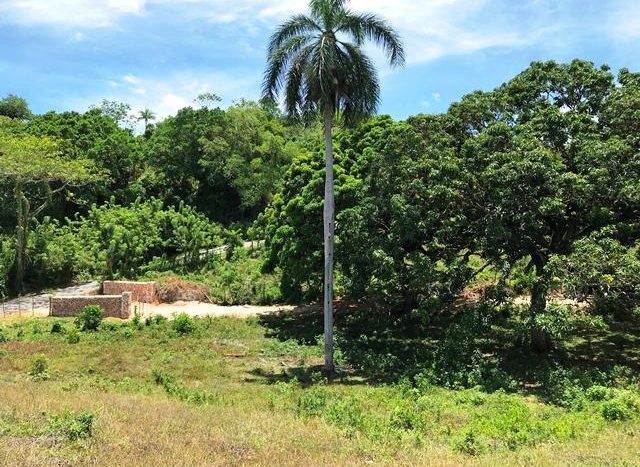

{"left": 50, "top": 292, "right": 132, "bottom": 319}
{"left": 102, "top": 281, "right": 157, "bottom": 303}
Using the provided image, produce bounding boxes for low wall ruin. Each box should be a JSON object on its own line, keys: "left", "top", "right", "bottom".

{"left": 50, "top": 292, "right": 132, "bottom": 319}
{"left": 102, "top": 281, "right": 157, "bottom": 303}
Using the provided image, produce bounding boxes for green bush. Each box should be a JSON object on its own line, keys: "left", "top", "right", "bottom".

{"left": 0, "top": 325, "right": 8, "bottom": 343}
{"left": 173, "top": 313, "right": 196, "bottom": 336}
{"left": 66, "top": 328, "right": 80, "bottom": 344}
{"left": 145, "top": 314, "right": 167, "bottom": 327}
{"left": 47, "top": 411, "right": 95, "bottom": 441}
{"left": 453, "top": 430, "right": 488, "bottom": 456}
{"left": 601, "top": 393, "right": 640, "bottom": 421}
{"left": 50, "top": 322, "right": 63, "bottom": 334}
{"left": 28, "top": 354, "right": 51, "bottom": 381}
{"left": 75, "top": 305, "right": 104, "bottom": 331}
{"left": 602, "top": 399, "right": 632, "bottom": 421}
{"left": 585, "top": 385, "right": 613, "bottom": 402}
{"left": 152, "top": 370, "right": 217, "bottom": 405}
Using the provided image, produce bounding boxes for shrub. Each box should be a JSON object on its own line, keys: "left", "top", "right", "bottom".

{"left": 601, "top": 393, "right": 640, "bottom": 421}
{"left": 602, "top": 399, "right": 632, "bottom": 421}
{"left": 152, "top": 370, "right": 217, "bottom": 405}
{"left": 585, "top": 385, "right": 613, "bottom": 402}
{"left": 47, "top": 411, "right": 95, "bottom": 441}
{"left": 75, "top": 305, "right": 104, "bottom": 331}
{"left": 132, "top": 310, "right": 142, "bottom": 328}
{"left": 453, "top": 429, "right": 488, "bottom": 456}
{"left": 0, "top": 326, "right": 8, "bottom": 343}
{"left": 50, "top": 322, "right": 63, "bottom": 334}
{"left": 66, "top": 328, "right": 80, "bottom": 344}
{"left": 29, "top": 354, "right": 51, "bottom": 381}
{"left": 173, "top": 313, "right": 196, "bottom": 336}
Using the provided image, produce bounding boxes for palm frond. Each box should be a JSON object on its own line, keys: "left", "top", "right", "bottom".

{"left": 310, "top": 0, "right": 347, "bottom": 27}
{"left": 263, "top": 35, "right": 314, "bottom": 100}
{"left": 283, "top": 46, "right": 314, "bottom": 117}
{"left": 337, "top": 42, "right": 380, "bottom": 124}
{"left": 337, "top": 12, "right": 405, "bottom": 67}
{"left": 266, "top": 15, "right": 321, "bottom": 58}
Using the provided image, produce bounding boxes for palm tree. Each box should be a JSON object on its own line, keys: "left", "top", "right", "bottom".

{"left": 137, "top": 108, "right": 156, "bottom": 134}
{"left": 263, "top": 0, "right": 405, "bottom": 373}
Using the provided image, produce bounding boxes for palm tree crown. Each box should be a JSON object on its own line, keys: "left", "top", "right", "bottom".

{"left": 138, "top": 108, "right": 156, "bottom": 124}
{"left": 263, "top": 0, "right": 405, "bottom": 124}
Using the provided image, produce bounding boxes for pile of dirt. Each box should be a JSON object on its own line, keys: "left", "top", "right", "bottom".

{"left": 155, "top": 278, "right": 210, "bottom": 303}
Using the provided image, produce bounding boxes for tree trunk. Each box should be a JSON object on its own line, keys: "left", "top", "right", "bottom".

{"left": 322, "top": 106, "right": 335, "bottom": 374}
{"left": 13, "top": 181, "right": 29, "bottom": 293}
{"left": 529, "top": 265, "right": 552, "bottom": 353}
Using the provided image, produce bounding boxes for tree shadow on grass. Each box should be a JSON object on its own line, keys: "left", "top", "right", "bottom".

{"left": 257, "top": 301, "right": 640, "bottom": 396}
{"left": 244, "top": 365, "right": 363, "bottom": 387}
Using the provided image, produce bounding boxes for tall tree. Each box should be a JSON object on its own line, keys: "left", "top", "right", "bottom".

{"left": 262, "top": 0, "right": 405, "bottom": 373}
{"left": 138, "top": 108, "right": 157, "bottom": 135}
{"left": 0, "top": 126, "right": 101, "bottom": 292}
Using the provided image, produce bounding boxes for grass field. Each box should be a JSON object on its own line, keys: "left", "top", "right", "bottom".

{"left": 1, "top": 306, "right": 640, "bottom": 466}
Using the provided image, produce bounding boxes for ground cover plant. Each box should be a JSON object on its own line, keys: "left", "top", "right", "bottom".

{"left": 1, "top": 307, "right": 639, "bottom": 466}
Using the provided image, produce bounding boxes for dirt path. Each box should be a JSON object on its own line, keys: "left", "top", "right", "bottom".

{"left": 134, "top": 301, "right": 294, "bottom": 319}
{"left": 1, "top": 280, "right": 292, "bottom": 320}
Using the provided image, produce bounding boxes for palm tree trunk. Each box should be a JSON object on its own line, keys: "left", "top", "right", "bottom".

{"left": 322, "top": 106, "right": 335, "bottom": 374}
{"left": 14, "top": 180, "right": 28, "bottom": 293}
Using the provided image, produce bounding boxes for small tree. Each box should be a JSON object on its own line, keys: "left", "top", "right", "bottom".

{"left": 0, "top": 126, "right": 102, "bottom": 291}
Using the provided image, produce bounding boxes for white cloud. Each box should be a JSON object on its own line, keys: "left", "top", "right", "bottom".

{"left": 0, "top": 0, "right": 146, "bottom": 28}
{"left": 432, "top": 92, "right": 442, "bottom": 102}
{"left": 122, "top": 74, "right": 142, "bottom": 85}
{"left": 0, "top": 0, "right": 554, "bottom": 64}
{"left": 2, "top": 0, "right": 631, "bottom": 67}
{"left": 75, "top": 70, "right": 261, "bottom": 125}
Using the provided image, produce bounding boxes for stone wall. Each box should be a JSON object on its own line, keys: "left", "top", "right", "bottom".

{"left": 50, "top": 292, "right": 132, "bottom": 319}
{"left": 102, "top": 281, "right": 156, "bottom": 303}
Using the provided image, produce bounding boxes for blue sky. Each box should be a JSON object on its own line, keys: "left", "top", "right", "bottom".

{"left": 1, "top": 0, "right": 639, "bottom": 121}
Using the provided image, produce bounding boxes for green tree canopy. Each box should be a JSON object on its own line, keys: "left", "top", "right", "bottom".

{"left": 0, "top": 95, "right": 31, "bottom": 120}
{"left": 0, "top": 126, "right": 102, "bottom": 291}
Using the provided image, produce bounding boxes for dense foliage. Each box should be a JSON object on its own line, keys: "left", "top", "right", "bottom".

{"left": 0, "top": 58, "right": 638, "bottom": 354}
{"left": 261, "top": 59, "right": 640, "bottom": 350}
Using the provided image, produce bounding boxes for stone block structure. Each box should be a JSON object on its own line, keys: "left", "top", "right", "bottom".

{"left": 102, "top": 281, "right": 157, "bottom": 303}
{"left": 50, "top": 292, "right": 132, "bottom": 319}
